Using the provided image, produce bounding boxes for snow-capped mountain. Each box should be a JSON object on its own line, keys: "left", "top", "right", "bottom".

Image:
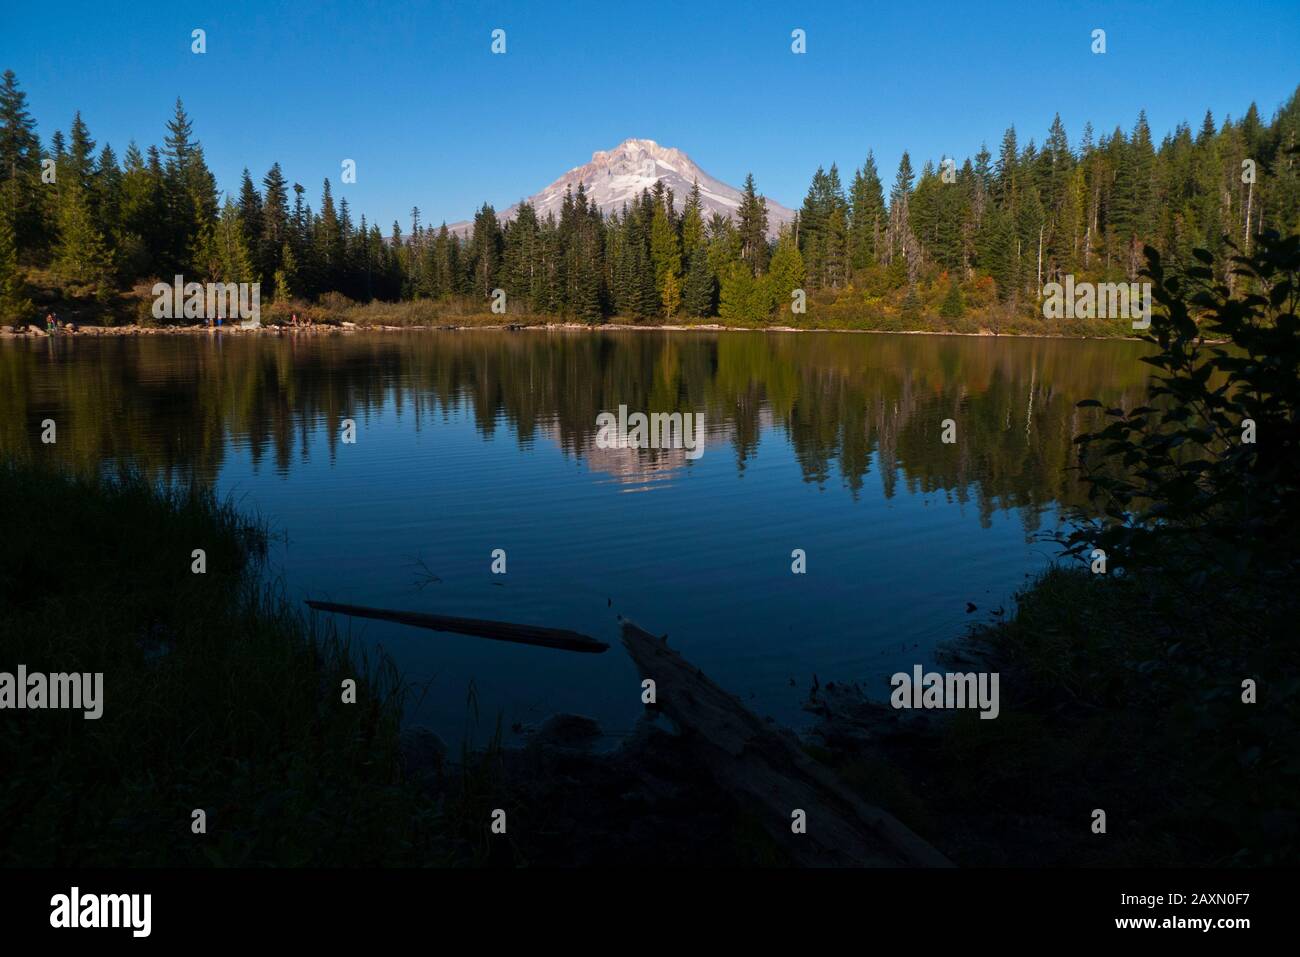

{"left": 448, "top": 139, "right": 795, "bottom": 238}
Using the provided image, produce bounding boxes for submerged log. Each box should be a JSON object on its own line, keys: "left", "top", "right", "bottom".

{"left": 305, "top": 600, "right": 608, "bottom": 653}
{"left": 620, "top": 620, "right": 952, "bottom": 867}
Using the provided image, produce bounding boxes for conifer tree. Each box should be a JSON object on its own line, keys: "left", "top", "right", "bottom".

{"left": 798, "top": 166, "right": 828, "bottom": 285}
{"left": 682, "top": 245, "right": 714, "bottom": 317}
{"left": 0, "top": 206, "right": 33, "bottom": 322}
{"left": 260, "top": 163, "right": 290, "bottom": 284}
{"left": 939, "top": 276, "right": 964, "bottom": 318}
{"left": 849, "top": 152, "right": 885, "bottom": 272}
{"left": 737, "top": 173, "right": 769, "bottom": 275}
{"left": 888, "top": 152, "right": 920, "bottom": 286}
{"left": 719, "top": 261, "right": 760, "bottom": 323}
{"left": 115, "top": 143, "right": 164, "bottom": 279}
{"left": 681, "top": 181, "right": 705, "bottom": 260}
{"left": 650, "top": 190, "right": 681, "bottom": 316}
{"left": 315, "top": 178, "right": 344, "bottom": 292}
{"left": 197, "top": 198, "right": 256, "bottom": 284}
{"left": 468, "top": 203, "right": 502, "bottom": 299}
{"left": 53, "top": 179, "right": 113, "bottom": 297}
{"left": 161, "top": 99, "right": 216, "bottom": 271}
{"left": 237, "top": 170, "right": 262, "bottom": 267}
{"left": 94, "top": 143, "right": 122, "bottom": 242}
{"left": 65, "top": 112, "right": 96, "bottom": 195}
{"left": 0, "top": 70, "right": 44, "bottom": 256}
{"left": 766, "top": 226, "right": 805, "bottom": 316}
{"left": 274, "top": 241, "right": 298, "bottom": 302}
{"left": 823, "top": 204, "right": 849, "bottom": 288}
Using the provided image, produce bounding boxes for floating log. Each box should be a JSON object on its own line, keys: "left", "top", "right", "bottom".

{"left": 305, "top": 600, "right": 608, "bottom": 653}
{"left": 620, "top": 620, "right": 952, "bottom": 867}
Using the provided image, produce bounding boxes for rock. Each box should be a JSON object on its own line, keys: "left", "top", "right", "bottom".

{"left": 27, "top": 324, "right": 46, "bottom": 337}
{"left": 398, "top": 725, "right": 448, "bottom": 777}
{"left": 533, "top": 713, "right": 603, "bottom": 751}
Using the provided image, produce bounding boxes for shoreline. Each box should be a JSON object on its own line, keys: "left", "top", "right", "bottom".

{"left": 1, "top": 320, "right": 1153, "bottom": 344}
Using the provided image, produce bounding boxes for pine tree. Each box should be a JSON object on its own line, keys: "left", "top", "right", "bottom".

{"left": 116, "top": 143, "right": 164, "bottom": 279}
{"left": 888, "top": 152, "right": 919, "bottom": 285}
{"left": 162, "top": 99, "right": 216, "bottom": 271}
{"left": 650, "top": 190, "right": 681, "bottom": 316}
{"left": 65, "top": 112, "right": 96, "bottom": 195}
{"left": 274, "top": 241, "right": 298, "bottom": 302}
{"left": 52, "top": 180, "right": 113, "bottom": 297}
{"left": 315, "top": 178, "right": 344, "bottom": 292}
{"left": 719, "top": 261, "right": 760, "bottom": 323}
{"left": 237, "top": 170, "right": 262, "bottom": 269}
{"left": 260, "top": 163, "right": 290, "bottom": 284}
{"left": 0, "top": 205, "right": 33, "bottom": 322}
{"left": 930, "top": 162, "right": 969, "bottom": 271}
{"left": 682, "top": 245, "right": 714, "bottom": 317}
{"left": 823, "top": 203, "right": 849, "bottom": 288}
{"left": 766, "top": 226, "right": 805, "bottom": 317}
{"left": 994, "top": 126, "right": 1019, "bottom": 210}
{"left": 849, "top": 152, "right": 885, "bottom": 272}
{"left": 798, "top": 166, "right": 828, "bottom": 285}
{"left": 660, "top": 270, "right": 681, "bottom": 320}
{"left": 737, "top": 173, "right": 769, "bottom": 274}
{"left": 1110, "top": 111, "right": 1157, "bottom": 277}
{"left": 900, "top": 286, "right": 921, "bottom": 322}
{"left": 434, "top": 223, "right": 455, "bottom": 300}
{"left": 975, "top": 203, "right": 1015, "bottom": 300}
{"left": 939, "top": 277, "right": 964, "bottom": 318}
{"left": 468, "top": 203, "right": 502, "bottom": 299}
{"left": 681, "top": 181, "right": 705, "bottom": 259}
{"left": 0, "top": 71, "right": 44, "bottom": 258}
{"left": 94, "top": 143, "right": 122, "bottom": 244}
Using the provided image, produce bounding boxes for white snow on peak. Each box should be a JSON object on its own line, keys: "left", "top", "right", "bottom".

{"left": 450, "top": 139, "right": 795, "bottom": 238}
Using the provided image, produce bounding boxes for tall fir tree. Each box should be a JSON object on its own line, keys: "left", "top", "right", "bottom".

{"left": 849, "top": 152, "right": 885, "bottom": 272}
{"left": 0, "top": 204, "right": 33, "bottom": 321}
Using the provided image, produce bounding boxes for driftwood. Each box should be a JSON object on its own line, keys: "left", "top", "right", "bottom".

{"left": 305, "top": 600, "right": 608, "bottom": 653}
{"left": 620, "top": 620, "right": 952, "bottom": 867}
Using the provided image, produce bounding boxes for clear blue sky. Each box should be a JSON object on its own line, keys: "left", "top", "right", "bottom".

{"left": 4, "top": 0, "right": 1298, "bottom": 228}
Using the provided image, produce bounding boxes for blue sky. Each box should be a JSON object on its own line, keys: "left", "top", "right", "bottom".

{"left": 4, "top": 0, "right": 1298, "bottom": 228}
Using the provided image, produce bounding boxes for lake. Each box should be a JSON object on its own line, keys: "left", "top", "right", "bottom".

{"left": 0, "top": 329, "right": 1151, "bottom": 744}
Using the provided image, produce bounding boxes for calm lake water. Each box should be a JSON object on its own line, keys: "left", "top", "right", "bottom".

{"left": 0, "top": 329, "right": 1151, "bottom": 742}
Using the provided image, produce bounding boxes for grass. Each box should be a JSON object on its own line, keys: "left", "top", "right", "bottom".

{"left": 0, "top": 457, "right": 441, "bottom": 866}
{"left": 281, "top": 290, "right": 1139, "bottom": 337}
{"left": 819, "top": 564, "right": 1299, "bottom": 866}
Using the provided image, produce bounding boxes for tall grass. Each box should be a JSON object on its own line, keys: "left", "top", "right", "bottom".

{"left": 0, "top": 458, "right": 436, "bottom": 866}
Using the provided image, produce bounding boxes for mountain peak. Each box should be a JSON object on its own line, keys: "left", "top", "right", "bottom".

{"left": 595, "top": 138, "right": 683, "bottom": 163}
{"left": 451, "top": 140, "right": 794, "bottom": 238}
